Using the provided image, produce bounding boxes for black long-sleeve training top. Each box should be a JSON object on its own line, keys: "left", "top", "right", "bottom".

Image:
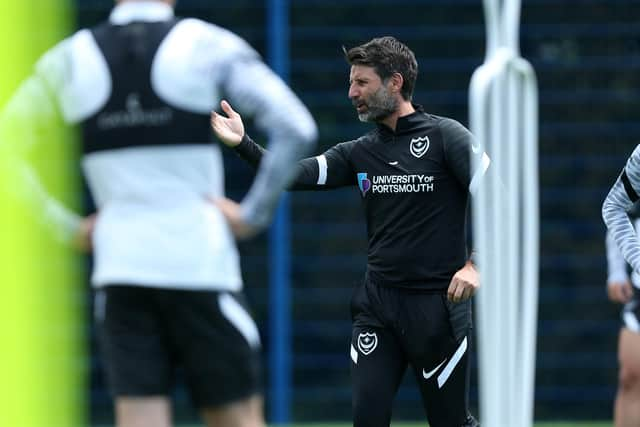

{"left": 236, "top": 106, "right": 490, "bottom": 291}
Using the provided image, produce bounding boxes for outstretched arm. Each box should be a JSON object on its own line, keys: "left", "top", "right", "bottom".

{"left": 212, "top": 100, "right": 357, "bottom": 192}
{"left": 219, "top": 55, "right": 317, "bottom": 235}
{"left": 210, "top": 100, "right": 245, "bottom": 148}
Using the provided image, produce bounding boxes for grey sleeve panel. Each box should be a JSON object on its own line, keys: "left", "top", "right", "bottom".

{"left": 602, "top": 144, "right": 640, "bottom": 273}
{"left": 222, "top": 59, "right": 317, "bottom": 230}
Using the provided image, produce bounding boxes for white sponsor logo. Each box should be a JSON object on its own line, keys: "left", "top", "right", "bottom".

{"left": 368, "top": 174, "right": 435, "bottom": 194}
{"left": 389, "top": 161, "right": 399, "bottom": 166}
{"left": 357, "top": 332, "right": 378, "bottom": 355}
{"left": 422, "top": 358, "right": 448, "bottom": 379}
{"left": 97, "top": 92, "right": 173, "bottom": 130}
{"left": 410, "top": 135, "right": 430, "bottom": 158}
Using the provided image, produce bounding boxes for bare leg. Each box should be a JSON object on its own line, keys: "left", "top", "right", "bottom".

{"left": 615, "top": 328, "right": 640, "bottom": 427}
{"left": 201, "top": 394, "right": 265, "bottom": 427}
{"left": 115, "top": 396, "right": 172, "bottom": 427}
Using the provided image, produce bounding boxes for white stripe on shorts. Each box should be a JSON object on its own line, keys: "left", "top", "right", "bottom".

{"left": 437, "top": 336, "right": 468, "bottom": 388}
{"left": 350, "top": 344, "right": 358, "bottom": 364}
{"left": 624, "top": 309, "right": 640, "bottom": 333}
{"left": 219, "top": 293, "right": 261, "bottom": 348}
{"left": 94, "top": 290, "right": 106, "bottom": 322}
{"left": 316, "top": 155, "right": 327, "bottom": 185}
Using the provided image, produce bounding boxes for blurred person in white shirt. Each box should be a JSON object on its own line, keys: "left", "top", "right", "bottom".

{"left": 0, "top": 1, "right": 317, "bottom": 426}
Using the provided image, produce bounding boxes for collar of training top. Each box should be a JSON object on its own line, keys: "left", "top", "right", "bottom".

{"left": 376, "top": 103, "right": 427, "bottom": 135}
{"left": 109, "top": 1, "right": 174, "bottom": 25}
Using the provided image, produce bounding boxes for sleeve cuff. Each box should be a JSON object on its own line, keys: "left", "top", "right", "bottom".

{"left": 234, "top": 133, "right": 254, "bottom": 151}
{"left": 608, "top": 271, "right": 630, "bottom": 284}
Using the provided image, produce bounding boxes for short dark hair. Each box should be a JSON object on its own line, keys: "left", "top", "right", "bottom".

{"left": 344, "top": 36, "right": 418, "bottom": 101}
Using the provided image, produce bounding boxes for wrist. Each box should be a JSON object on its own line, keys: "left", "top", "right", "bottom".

{"left": 235, "top": 133, "right": 252, "bottom": 149}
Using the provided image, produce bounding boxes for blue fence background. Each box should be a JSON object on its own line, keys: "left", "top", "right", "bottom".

{"left": 73, "top": 0, "right": 639, "bottom": 423}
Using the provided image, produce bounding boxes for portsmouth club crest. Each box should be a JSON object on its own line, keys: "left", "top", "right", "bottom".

{"left": 357, "top": 332, "right": 378, "bottom": 355}
{"left": 357, "top": 172, "right": 371, "bottom": 197}
{"left": 410, "top": 135, "right": 430, "bottom": 158}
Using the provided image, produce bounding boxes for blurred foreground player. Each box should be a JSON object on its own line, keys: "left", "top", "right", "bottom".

{"left": 0, "top": 1, "right": 317, "bottom": 426}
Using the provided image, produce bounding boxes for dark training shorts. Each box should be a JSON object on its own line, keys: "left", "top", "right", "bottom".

{"left": 350, "top": 277, "right": 473, "bottom": 427}
{"left": 94, "top": 285, "right": 262, "bottom": 408}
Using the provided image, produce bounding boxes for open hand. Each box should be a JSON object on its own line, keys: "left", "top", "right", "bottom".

{"left": 210, "top": 100, "right": 244, "bottom": 147}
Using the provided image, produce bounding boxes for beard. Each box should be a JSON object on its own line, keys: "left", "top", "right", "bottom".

{"left": 355, "top": 84, "right": 398, "bottom": 123}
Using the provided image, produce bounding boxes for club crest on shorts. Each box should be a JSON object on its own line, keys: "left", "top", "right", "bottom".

{"left": 410, "top": 135, "right": 430, "bottom": 158}
{"left": 357, "top": 332, "right": 378, "bottom": 355}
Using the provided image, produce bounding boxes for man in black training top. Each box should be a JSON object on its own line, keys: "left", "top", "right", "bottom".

{"left": 212, "top": 36, "right": 487, "bottom": 427}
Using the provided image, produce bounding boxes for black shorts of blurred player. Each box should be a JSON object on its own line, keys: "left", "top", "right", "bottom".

{"left": 350, "top": 277, "right": 477, "bottom": 427}
{"left": 94, "top": 285, "right": 262, "bottom": 411}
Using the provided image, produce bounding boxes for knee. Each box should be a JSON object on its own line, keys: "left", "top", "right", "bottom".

{"left": 619, "top": 364, "right": 640, "bottom": 393}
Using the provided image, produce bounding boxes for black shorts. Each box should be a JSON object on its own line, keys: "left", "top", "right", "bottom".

{"left": 622, "top": 290, "right": 640, "bottom": 333}
{"left": 349, "top": 278, "right": 472, "bottom": 427}
{"left": 94, "top": 285, "right": 262, "bottom": 408}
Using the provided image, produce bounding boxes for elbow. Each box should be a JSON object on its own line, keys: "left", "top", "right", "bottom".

{"left": 283, "top": 112, "right": 318, "bottom": 157}
{"left": 295, "top": 112, "right": 318, "bottom": 149}
{"left": 602, "top": 196, "right": 623, "bottom": 228}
